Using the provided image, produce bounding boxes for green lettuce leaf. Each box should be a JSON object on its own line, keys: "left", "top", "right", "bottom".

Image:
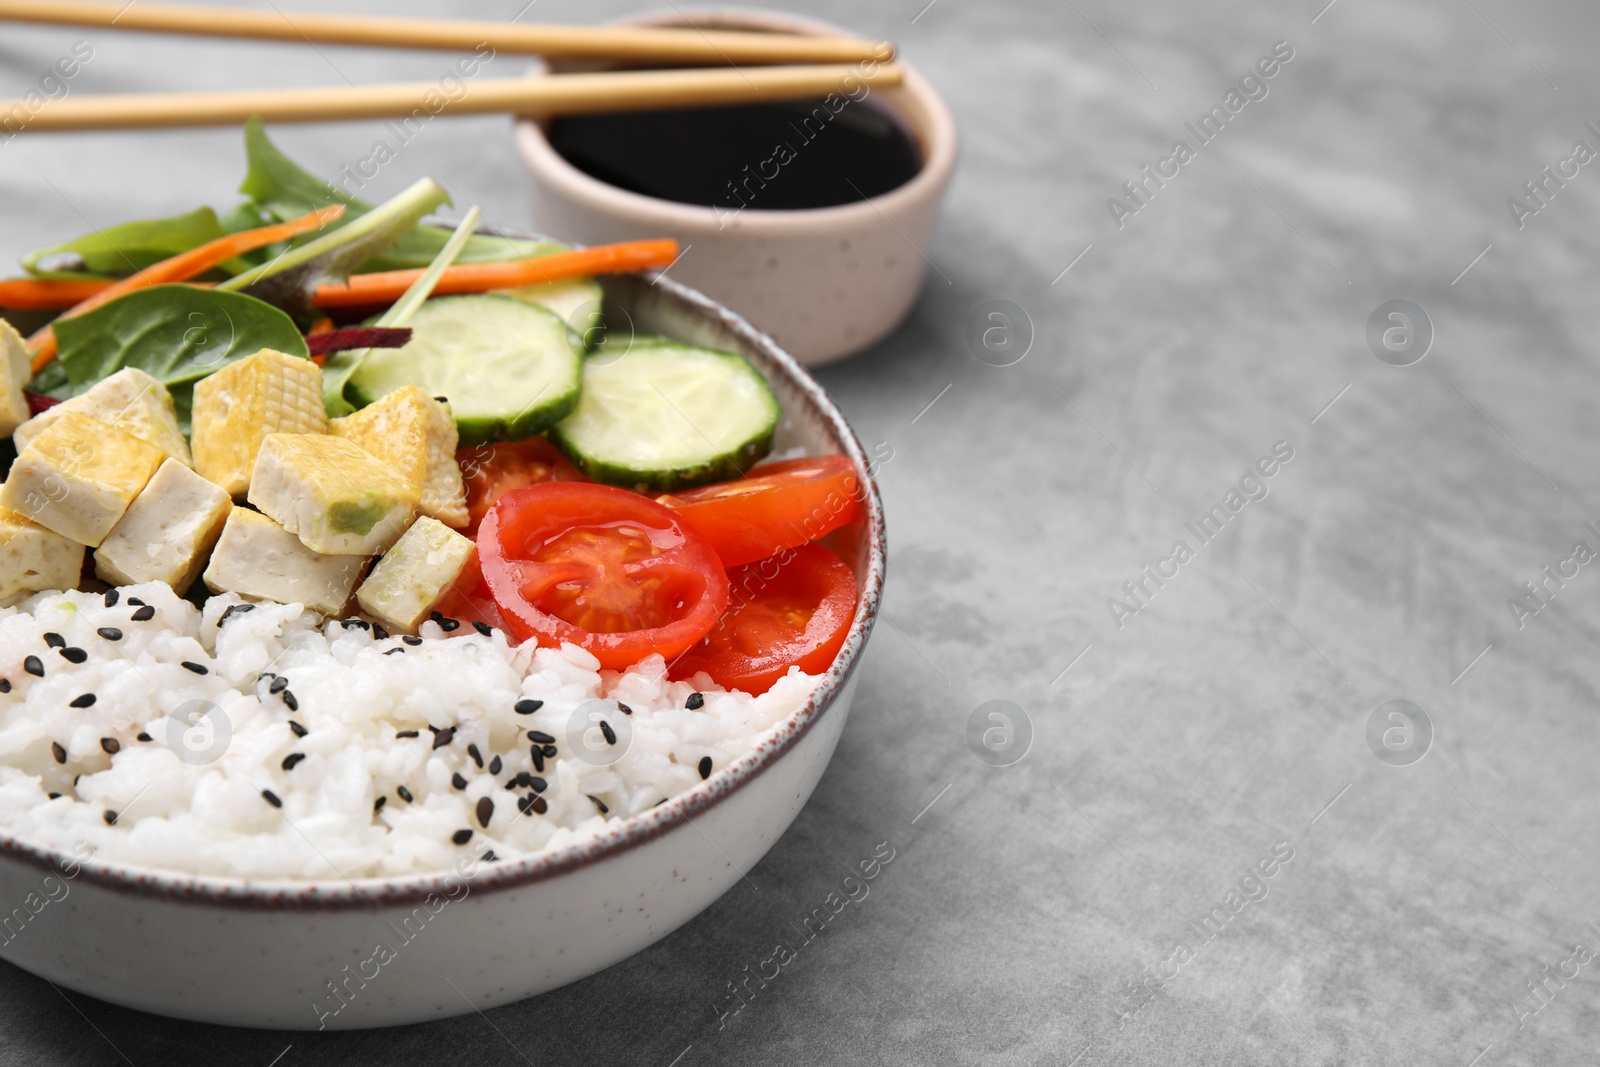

{"left": 53, "top": 285, "right": 309, "bottom": 429}
{"left": 239, "top": 117, "right": 565, "bottom": 270}
{"left": 20, "top": 207, "right": 229, "bottom": 280}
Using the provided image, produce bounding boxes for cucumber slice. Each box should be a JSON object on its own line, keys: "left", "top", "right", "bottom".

{"left": 348, "top": 294, "right": 581, "bottom": 447}
{"left": 552, "top": 339, "right": 780, "bottom": 492}
{"left": 502, "top": 277, "right": 605, "bottom": 349}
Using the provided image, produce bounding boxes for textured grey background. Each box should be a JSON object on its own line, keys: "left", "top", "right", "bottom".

{"left": 3, "top": 0, "right": 1600, "bottom": 1063}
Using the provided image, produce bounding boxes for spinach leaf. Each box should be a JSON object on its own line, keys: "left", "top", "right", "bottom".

{"left": 53, "top": 285, "right": 309, "bottom": 430}
{"left": 219, "top": 176, "right": 451, "bottom": 318}
{"left": 240, "top": 117, "right": 565, "bottom": 271}
{"left": 21, "top": 207, "right": 229, "bottom": 280}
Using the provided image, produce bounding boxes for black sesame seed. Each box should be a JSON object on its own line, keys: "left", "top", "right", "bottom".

{"left": 47, "top": 792, "right": 60, "bottom": 800}
{"left": 180, "top": 661, "right": 208, "bottom": 675}
{"left": 617, "top": 702, "right": 633, "bottom": 716}
{"left": 686, "top": 692, "right": 705, "bottom": 711}
{"left": 530, "top": 748, "right": 544, "bottom": 772}
{"left": 136, "top": 732, "right": 151, "bottom": 742}
{"left": 431, "top": 726, "right": 455, "bottom": 749}
{"left": 100, "top": 737, "right": 119, "bottom": 755}
{"left": 472, "top": 621, "right": 493, "bottom": 637}
{"left": 23, "top": 656, "right": 43, "bottom": 677}
{"left": 402, "top": 636, "right": 423, "bottom": 646}
{"left": 374, "top": 795, "right": 387, "bottom": 812}
{"left": 531, "top": 795, "right": 548, "bottom": 815}
{"left": 452, "top": 773, "right": 468, "bottom": 790}
{"left": 698, "top": 756, "right": 713, "bottom": 779}
{"left": 542, "top": 744, "right": 557, "bottom": 758}
{"left": 269, "top": 675, "right": 289, "bottom": 694}
{"left": 529, "top": 776, "right": 547, "bottom": 793}
{"left": 467, "top": 743, "right": 483, "bottom": 768}
{"left": 288, "top": 720, "right": 308, "bottom": 738}
{"left": 600, "top": 721, "right": 617, "bottom": 745}
{"left": 396, "top": 729, "right": 419, "bottom": 739}
{"left": 589, "top": 795, "right": 609, "bottom": 814}
{"left": 0, "top": 678, "right": 10, "bottom": 693}
{"left": 262, "top": 789, "right": 282, "bottom": 809}
{"left": 131, "top": 605, "right": 156, "bottom": 622}
{"left": 526, "top": 730, "right": 555, "bottom": 744}
{"left": 103, "top": 810, "right": 117, "bottom": 825}
{"left": 429, "top": 611, "right": 460, "bottom": 632}
{"left": 371, "top": 624, "right": 389, "bottom": 641}
{"left": 281, "top": 753, "right": 306, "bottom": 771}
{"left": 451, "top": 828, "right": 473, "bottom": 845}
{"left": 517, "top": 795, "right": 535, "bottom": 816}
{"left": 219, "top": 603, "right": 255, "bottom": 626}
{"left": 514, "top": 699, "right": 543, "bottom": 715}
{"left": 126, "top": 597, "right": 145, "bottom": 607}
{"left": 384, "top": 648, "right": 404, "bottom": 656}
{"left": 42, "top": 632, "right": 64, "bottom": 649}
{"left": 342, "top": 619, "right": 370, "bottom": 631}
{"left": 476, "top": 796, "right": 494, "bottom": 828}
{"left": 69, "top": 693, "right": 95, "bottom": 708}
{"left": 396, "top": 785, "right": 414, "bottom": 803}
{"left": 51, "top": 742, "right": 65, "bottom": 764}
{"left": 59, "top": 647, "right": 87, "bottom": 664}
{"left": 281, "top": 690, "right": 298, "bottom": 712}
{"left": 433, "top": 395, "right": 448, "bottom": 403}
{"left": 96, "top": 627, "right": 122, "bottom": 641}
{"left": 482, "top": 849, "right": 497, "bottom": 862}
{"left": 103, "top": 589, "right": 119, "bottom": 607}
{"left": 488, "top": 755, "right": 502, "bottom": 776}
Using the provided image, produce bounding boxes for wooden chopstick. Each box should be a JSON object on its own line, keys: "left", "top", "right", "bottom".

{"left": 0, "top": 0, "right": 895, "bottom": 66}
{"left": 0, "top": 64, "right": 906, "bottom": 133}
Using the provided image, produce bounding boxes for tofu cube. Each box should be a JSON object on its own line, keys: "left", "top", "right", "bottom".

{"left": 356, "top": 517, "right": 475, "bottom": 631}
{"left": 0, "top": 504, "right": 85, "bottom": 604}
{"left": 13, "top": 368, "right": 191, "bottom": 466}
{"left": 191, "top": 349, "right": 326, "bottom": 497}
{"left": 247, "top": 433, "right": 419, "bottom": 556}
{"left": 329, "top": 386, "right": 468, "bottom": 528}
{"left": 94, "top": 458, "right": 233, "bottom": 594}
{"left": 0, "top": 321, "right": 30, "bottom": 437}
{"left": 202, "top": 507, "right": 368, "bottom": 616}
{"left": 0, "top": 412, "right": 164, "bottom": 547}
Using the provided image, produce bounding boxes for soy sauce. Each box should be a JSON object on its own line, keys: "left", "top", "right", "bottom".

{"left": 548, "top": 99, "right": 922, "bottom": 211}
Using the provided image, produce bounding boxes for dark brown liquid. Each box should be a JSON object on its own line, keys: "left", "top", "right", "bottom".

{"left": 548, "top": 99, "right": 922, "bottom": 211}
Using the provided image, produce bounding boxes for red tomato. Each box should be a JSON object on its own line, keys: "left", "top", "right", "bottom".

{"left": 478, "top": 482, "right": 729, "bottom": 669}
{"left": 657, "top": 455, "right": 864, "bottom": 568}
{"left": 671, "top": 543, "right": 856, "bottom": 695}
{"left": 457, "top": 437, "right": 586, "bottom": 535}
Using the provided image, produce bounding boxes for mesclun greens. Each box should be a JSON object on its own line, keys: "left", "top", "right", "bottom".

{"left": 51, "top": 285, "right": 309, "bottom": 429}
{"left": 20, "top": 207, "right": 253, "bottom": 280}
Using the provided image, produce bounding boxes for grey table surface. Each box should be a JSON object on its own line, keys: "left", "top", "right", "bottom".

{"left": 3, "top": 0, "right": 1600, "bottom": 1063}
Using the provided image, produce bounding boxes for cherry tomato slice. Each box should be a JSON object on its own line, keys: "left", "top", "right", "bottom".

{"left": 479, "top": 482, "right": 728, "bottom": 669}
{"left": 657, "top": 454, "right": 863, "bottom": 568}
{"left": 457, "top": 437, "right": 586, "bottom": 536}
{"left": 671, "top": 543, "right": 856, "bottom": 695}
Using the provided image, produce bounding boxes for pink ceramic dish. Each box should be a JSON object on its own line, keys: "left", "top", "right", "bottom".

{"left": 516, "top": 7, "right": 958, "bottom": 367}
{"left": 0, "top": 270, "right": 886, "bottom": 1030}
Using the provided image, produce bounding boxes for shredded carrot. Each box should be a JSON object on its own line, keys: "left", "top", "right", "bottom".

{"left": 26, "top": 205, "right": 346, "bottom": 373}
{"left": 310, "top": 239, "right": 680, "bottom": 310}
{"left": 0, "top": 278, "right": 111, "bottom": 311}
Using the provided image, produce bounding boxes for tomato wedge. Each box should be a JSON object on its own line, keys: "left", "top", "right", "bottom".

{"left": 458, "top": 437, "right": 586, "bottom": 536}
{"left": 478, "top": 482, "right": 728, "bottom": 669}
{"left": 672, "top": 543, "right": 856, "bottom": 695}
{"left": 657, "top": 454, "right": 863, "bottom": 568}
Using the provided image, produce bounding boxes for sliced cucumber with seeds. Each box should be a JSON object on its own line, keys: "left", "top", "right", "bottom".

{"left": 502, "top": 277, "right": 605, "bottom": 349}
{"left": 347, "top": 294, "right": 582, "bottom": 447}
{"left": 552, "top": 338, "right": 780, "bottom": 492}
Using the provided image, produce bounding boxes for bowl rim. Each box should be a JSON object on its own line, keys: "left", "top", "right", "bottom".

{"left": 513, "top": 6, "right": 960, "bottom": 237}
{"left": 0, "top": 269, "right": 887, "bottom": 911}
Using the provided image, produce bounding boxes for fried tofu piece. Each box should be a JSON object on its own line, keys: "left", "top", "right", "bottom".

{"left": 0, "top": 321, "right": 30, "bottom": 438}
{"left": 329, "top": 386, "right": 468, "bottom": 528}
{"left": 355, "top": 517, "right": 475, "bottom": 632}
{"left": 247, "top": 433, "right": 419, "bottom": 556}
{"left": 0, "top": 413, "right": 164, "bottom": 547}
{"left": 202, "top": 507, "right": 368, "bottom": 616}
{"left": 0, "top": 504, "right": 85, "bottom": 604}
{"left": 14, "top": 368, "right": 191, "bottom": 466}
{"left": 95, "top": 458, "right": 233, "bottom": 594}
{"left": 190, "top": 349, "right": 326, "bottom": 498}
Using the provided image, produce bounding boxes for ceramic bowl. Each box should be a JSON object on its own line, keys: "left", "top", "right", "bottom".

{"left": 0, "top": 270, "right": 886, "bottom": 1030}
{"left": 515, "top": 7, "right": 958, "bottom": 367}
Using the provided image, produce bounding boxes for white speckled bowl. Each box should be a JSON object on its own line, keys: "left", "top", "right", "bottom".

{"left": 515, "top": 8, "right": 958, "bottom": 366}
{"left": 0, "top": 271, "right": 885, "bottom": 1030}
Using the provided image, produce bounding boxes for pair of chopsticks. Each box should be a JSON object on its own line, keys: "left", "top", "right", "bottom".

{"left": 0, "top": 0, "right": 902, "bottom": 132}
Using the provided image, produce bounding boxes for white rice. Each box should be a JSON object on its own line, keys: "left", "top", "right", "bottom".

{"left": 0, "top": 583, "right": 820, "bottom": 879}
